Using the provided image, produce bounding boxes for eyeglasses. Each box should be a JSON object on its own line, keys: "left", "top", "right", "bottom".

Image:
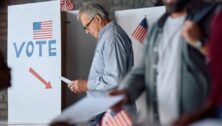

{"left": 83, "top": 16, "right": 95, "bottom": 30}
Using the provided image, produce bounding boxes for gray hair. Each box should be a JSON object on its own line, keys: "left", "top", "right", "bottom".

{"left": 77, "top": 2, "right": 109, "bottom": 20}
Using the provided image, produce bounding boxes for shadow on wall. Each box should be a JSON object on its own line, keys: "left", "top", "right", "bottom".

{"left": 62, "top": 11, "right": 97, "bottom": 110}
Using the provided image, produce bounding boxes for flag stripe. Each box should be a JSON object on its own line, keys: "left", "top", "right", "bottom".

{"left": 60, "top": 0, "right": 75, "bottom": 11}
{"left": 133, "top": 27, "right": 142, "bottom": 39}
{"left": 120, "top": 114, "right": 127, "bottom": 126}
{"left": 117, "top": 112, "right": 128, "bottom": 126}
{"left": 102, "top": 112, "right": 110, "bottom": 126}
{"left": 132, "top": 26, "right": 143, "bottom": 37}
{"left": 116, "top": 113, "right": 127, "bottom": 126}
{"left": 34, "top": 33, "right": 52, "bottom": 35}
{"left": 120, "top": 111, "right": 132, "bottom": 125}
{"left": 34, "top": 31, "right": 52, "bottom": 33}
{"left": 106, "top": 111, "right": 117, "bottom": 126}
{"left": 102, "top": 109, "right": 133, "bottom": 126}
{"left": 115, "top": 115, "right": 124, "bottom": 126}
{"left": 34, "top": 35, "right": 52, "bottom": 37}
{"left": 132, "top": 27, "right": 140, "bottom": 37}
{"left": 33, "top": 20, "right": 52, "bottom": 40}
{"left": 131, "top": 17, "right": 149, "bottom": 43}
{"left": 132, "top": 26, "right": 147, "bottom": 42}
{"left": 109, "top": 116, "right": 117, "bottom": 126}
{"left": 137, "top": 29, "right": 147, "bottom": 42}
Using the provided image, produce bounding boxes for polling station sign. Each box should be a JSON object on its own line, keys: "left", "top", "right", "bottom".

{"left": 8, "top": 1, "right": 61, "bottom": 123}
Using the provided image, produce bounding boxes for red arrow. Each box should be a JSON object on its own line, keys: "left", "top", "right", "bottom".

{"left": 29, "top": 67, "right": 52, "bottom": 89}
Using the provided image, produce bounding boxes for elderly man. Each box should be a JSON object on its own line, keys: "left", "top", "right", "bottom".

{"left": 0, "top": 51, "right": 11, "bottom": 90}
{"left": 109, "top": 0, "right": 210, "bottom": 125}
{"left": 68, "top": 2, "right": 135, "bottom": 125}
{"left": 68, "top": 2, "right": 133, "bottom": 96}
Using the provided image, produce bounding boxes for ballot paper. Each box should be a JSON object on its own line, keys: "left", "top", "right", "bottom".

{"left": 59, "top": 76, "right": 72, "bottom": 84}
{"left": 52, "top": 95, "right": 124, "bottom": 124}
{"left": 190, "top": 119, "right": 222, "bottom": 126}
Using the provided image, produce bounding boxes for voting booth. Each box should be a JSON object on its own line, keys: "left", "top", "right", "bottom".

{"left": 7, "top": 0, "right": 165, "bottom": 124}
{"left": 115, "top": 6, "right": 166, "bottom": 65}
{"left": 8, "top": 1, "right": 62, "bottom": 123}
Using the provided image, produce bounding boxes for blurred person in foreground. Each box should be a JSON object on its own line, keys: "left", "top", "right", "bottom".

{"left": 108, "top": 0, "right": 210, "bottom": 125}
{"left": 49, "top": 122, "right": 73, "bottom": 126}
{"left": 0, "top": 0, "right": 11, "bottom": 91}
{"left": 67, "top": 2, "right": 136, "bottom": 125}
{"left": 0, "top": 51, "right": 11, "bottom": 90}
{"left": 174, "top": 6, "right": 222, "bottom": 126}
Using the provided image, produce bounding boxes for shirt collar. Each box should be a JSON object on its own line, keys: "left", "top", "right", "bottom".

{"left": 98, "top": 21, "right": 115, "bottom": 39}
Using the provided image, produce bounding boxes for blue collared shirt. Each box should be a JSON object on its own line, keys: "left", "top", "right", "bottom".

{"left": 87, "top": 21, "right": 133, "bottom": 97}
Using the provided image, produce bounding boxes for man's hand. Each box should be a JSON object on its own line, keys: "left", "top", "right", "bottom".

{"left": 108, "top": 89, "right": 129, "bottom": 112}
{"left": 182, "top": 20, "right": 208, "bottom": 55}
{"left": 173, "top": 114, "right": 194, "bottom": 126}
{"left": 173, "top": 100, "right": 214, "bottom": 126}
{"left": 182, "top": 20, "right": 202, "bottom": 46}
{"left": 68, "top": 80, "right": 88, "bottom": 93}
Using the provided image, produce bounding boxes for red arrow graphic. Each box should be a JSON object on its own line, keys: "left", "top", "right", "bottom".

{"left": 29, "top": 67, "right": 52, "bottom": 89}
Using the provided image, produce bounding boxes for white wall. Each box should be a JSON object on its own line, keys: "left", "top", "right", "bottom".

{"left": 8, "top": 1, "right": 61, "bottom": 123}
{"left": 115, "top": 6, "right": 165, "bottom": 65}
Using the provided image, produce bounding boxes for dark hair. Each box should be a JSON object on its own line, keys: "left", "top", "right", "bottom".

{"left": 0, "top": 0, "right": 7, "bottom": 8}
{"left": 165, "top": 0, "right": 191, "bottom": 13}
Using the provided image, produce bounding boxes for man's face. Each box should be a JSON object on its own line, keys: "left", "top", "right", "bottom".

{"left": 80, "top": 13, "right": 100, "bottom": 39}
{"left": 0, "top": 54, "right": 11, "bottom": 90}
{"left": 164, "top": 0, "right": 190, "bottom": 13}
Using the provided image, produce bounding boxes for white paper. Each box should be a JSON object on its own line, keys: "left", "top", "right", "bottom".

{"left": 59, "top": 76, "right": 72, "bottom": 84}
{"left": 52, "top": 95, "right": 124, "bottom": 124}
{"left": 189, "top": 119, "right": 222, "bottom": 126}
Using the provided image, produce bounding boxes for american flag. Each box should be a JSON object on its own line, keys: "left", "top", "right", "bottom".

{"left": 131, "top": 17, "right": 149, "bottom": 43}
{"left": 33, "top": 21, "right": 52, "bottom": 40}
{"left": 102, "top": 109, "right": 133, "bottom": 126}
{"left": 60, "top": 0, "right": 75, "bottom": 11}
